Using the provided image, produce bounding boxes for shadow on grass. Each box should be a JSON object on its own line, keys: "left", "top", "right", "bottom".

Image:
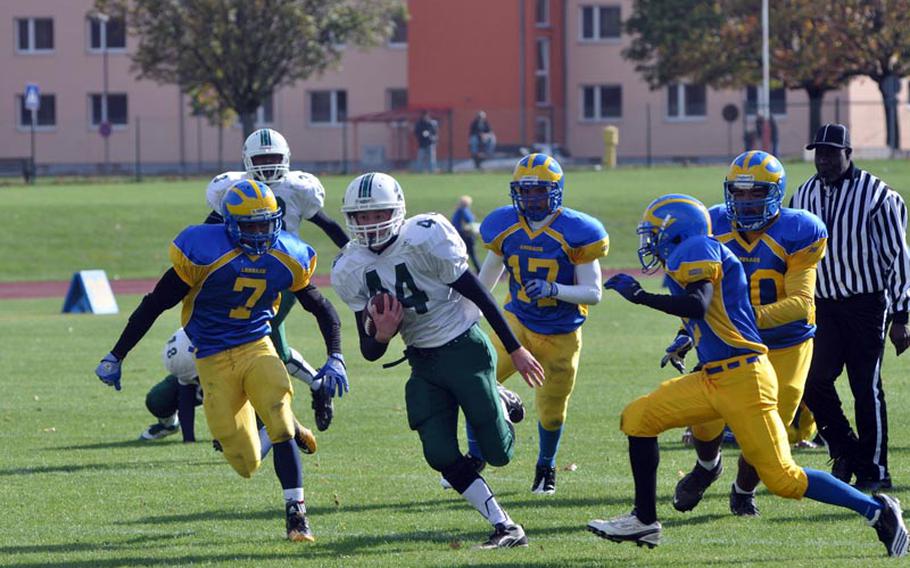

{"left": 0, "top": 458, "right": 219, "bottom": 477}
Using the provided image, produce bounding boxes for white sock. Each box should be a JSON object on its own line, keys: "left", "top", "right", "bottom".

{"left": 283, "top": 488, "right": 304, "bottom": 504}
{"left": 462, "top": 478, "right": 511, "bottom": 526}
{"left": 697, "top": 454, "right": 721, "bottom": 471}
{"left": 733, "top": 481, "right": 755, "bottom": 495}
{"left": 161, "top": 413, "right": 178, "bottom": 428}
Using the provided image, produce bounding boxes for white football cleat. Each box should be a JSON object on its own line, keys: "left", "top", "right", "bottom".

{"left": 587, "top": 513, "right": 662, "bottom": 548}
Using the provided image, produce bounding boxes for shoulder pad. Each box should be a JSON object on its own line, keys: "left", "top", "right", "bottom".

{"left": 205, "top": 171, "right": 246, "bottom": 212}
{"left": 479, "top": 206, "right": 519, "bottom": 245}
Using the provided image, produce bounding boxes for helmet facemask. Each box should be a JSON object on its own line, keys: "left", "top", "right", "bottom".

{"left": 226, "top": 212, "right": 283, "bottom": 256}
{"left": 345, "top": 208, "right": 405, "bottom": 249}
{"left": 723, "top": 180, "right": 782, "bottom": 231}
{"left": 245, "top": 153, "right": 289, "bottom": 184}
{"left": 510, "top": 180, "right": 562, "bottom": 222}
{"left": 637, "top": 222, "right": 662, "bottom": 274}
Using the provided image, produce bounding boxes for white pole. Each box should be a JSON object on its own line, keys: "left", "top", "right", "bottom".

{"left": 761, "top": 0, "right": 771, "bottom": 151}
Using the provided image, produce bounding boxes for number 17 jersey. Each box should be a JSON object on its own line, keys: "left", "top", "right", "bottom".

{"left": 331, "top": 213, "right": 480, "bottom": 349}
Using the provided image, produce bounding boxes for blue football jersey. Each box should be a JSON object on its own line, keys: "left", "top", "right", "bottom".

{"left": 169, "top": 224, "right": 316, "bottom": 358}
{"left": 480, "top": 206, "right": 609, "bottom": 334}
{"left": 664, "top": 235, "right": 767, "bottom": 364}
{"left": 709, "top": 205, "right": 827, "bottom": 349}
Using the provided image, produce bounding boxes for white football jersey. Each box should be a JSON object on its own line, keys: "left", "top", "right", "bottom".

{"left": 331, "top": 213, "right": 480, "bottom": 349}
{"left": 205, "top": 170, "right": 326, "bottom": 234}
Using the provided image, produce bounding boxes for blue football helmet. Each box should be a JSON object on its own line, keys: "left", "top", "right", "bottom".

{"left": 510, "top": 153, "right": 564, "bottom": 222}
{"left": 221, "top": 179, "right": 283, "bottom": 255}
{"left": 637, "top": 194, "right": 712, "bottom": 273}
{"left": 723, "top": 150, "right": 786, "bottom": 231}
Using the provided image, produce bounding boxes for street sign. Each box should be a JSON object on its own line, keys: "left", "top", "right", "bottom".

{"left": 24, "top": 83, "right": 40, "bottom": 111}
{"left": 99, "top": 121, "right": 112, "bottom": 138}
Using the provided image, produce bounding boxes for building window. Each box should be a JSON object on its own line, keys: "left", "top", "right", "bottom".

{"left": 535, "top": 0, "right": 549, "bottom": 26}
{"left": 745, "top": 86, "right": 787, "bottom": 116}
{"left": 389, "top": 15, "right": 407, "bottom": 46}
{"left": 16, "top": 18, "right": 54, "bottom": 52}
{"left": 580, "top": 5, "right": 620, "bottom": 41}
{"left": 89, "top": 14, "right": 127, "bottom": 51}
{"left": 310, "top": 90, "right": 347, "bottom": 125}
{"left": 17, "top": 94, "right": 56, "bottom": 128}
{"left": 387, "top": 88, "right": 408, "bottom": 110}
{"left": 581, "top": 85, "right": 622, "bottom": 120}
{"left": 535, "top": 38, "right": 550, "bottom": 105}
{"left": 667, "top": 83, "right": 706, "bottom": 119}
{"left": 535, "top": 116, "right": 552, "bottom": 143}
{"left": 90, "top": 93, "right": 128, "bottom": 125}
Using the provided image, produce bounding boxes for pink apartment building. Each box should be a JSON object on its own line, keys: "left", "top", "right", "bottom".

{"left": 1, "top": 0, "right": 908, "bottom": 176}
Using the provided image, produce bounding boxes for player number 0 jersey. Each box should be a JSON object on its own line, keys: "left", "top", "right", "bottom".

{"left": 331, "top": 213, "right": 481, "bottom": 349}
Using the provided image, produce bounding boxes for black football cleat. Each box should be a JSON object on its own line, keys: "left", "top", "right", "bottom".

{"left": 728, "top": 484, "right": 760, "bottom": 516}
{"left": 497, "top": 385, "right": 525, "bottom": 424}
{"left": 531, "top": 464, "right": 557, "bottom": 495}
{"left": 869, "top": 494, "right": 909, "bottom": 557}
{"left": 477, "top": 523, "right": 529, "bottom": 549}
{"left": 673, "top": 460, "right": 723, "bottom": 512}
{"left": 830, "top": 455, "right": 854, "bottom": 484}
{"left": 310, "top": 386, "right": 334, "bottom": 432}
{"left": 285, "top": 500, "right": 315, "bottom": 542}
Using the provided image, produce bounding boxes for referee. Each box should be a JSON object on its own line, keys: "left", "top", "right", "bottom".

{"left": 790, "top": 123, "right": 910, "bottom": 491}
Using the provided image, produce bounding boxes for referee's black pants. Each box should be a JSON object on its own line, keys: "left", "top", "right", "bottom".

{"left": 804, "top": 292, "right": 890, "bottom": 482}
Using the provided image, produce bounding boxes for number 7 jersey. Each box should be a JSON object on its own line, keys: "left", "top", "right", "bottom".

{"left": 480, "top": 206, "right": 609, "bottom": 334}
{"left": 331, "top": 213, "right": 481, "bottom": 349}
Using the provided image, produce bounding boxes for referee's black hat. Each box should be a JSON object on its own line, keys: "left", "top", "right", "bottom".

{"left": 806, "top": 123, "right": 851, "bottom": 150}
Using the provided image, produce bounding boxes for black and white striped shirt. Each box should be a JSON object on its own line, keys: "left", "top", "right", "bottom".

{"left": 790, "top": 165, "right": 910, "bottom": 314}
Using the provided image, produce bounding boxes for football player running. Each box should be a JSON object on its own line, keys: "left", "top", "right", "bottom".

{"left": 205, "top": 128, "right": 349, "bottom": 432}
{"left": 672, "top": 151, "right": 827, "bottom": 517}
{"left": 331, "top": 172, "right": 545, "bottom": 549}
{"left": 472, "top": 153, "right": 608, "bottom": 494}
{"left": 139, "top": 328, "right": 318, "bottom": 462}
{"left": 95, "top": 180, "right": 347, "bottom": 542}
{"left": 591, "top": 194, "right": 908, "bottom": 557}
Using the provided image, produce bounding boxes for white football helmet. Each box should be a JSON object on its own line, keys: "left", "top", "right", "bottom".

{"left": 342, "top": 172, "right": 406, "bottom": 247}
{"left": 162, "top": 328, "right": 198, "bottom": 385}
{"left": 242, "top": 128, "right": 290, "bottom": 183}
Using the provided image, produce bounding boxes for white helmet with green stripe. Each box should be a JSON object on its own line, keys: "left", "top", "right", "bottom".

{"left": 242, "top": 128, "right": 290, "bottom": 183}
{"left": 342, "top": 172, "right": 406, "bottom": 248}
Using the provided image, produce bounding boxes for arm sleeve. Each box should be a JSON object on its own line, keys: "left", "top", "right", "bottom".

{"left": 755, "top": 266, "right": 817, "bottom": 329}
{"left": 111, "top": 269, "right": 189, "bottom": 360}
{"left": 354, "top": 309, "right": 391, "bottom": 361}
{"left": 477, "top": 251, "right": 506, "bottom": 291}
{"left": 553, "top": 259, "right": 602, "bottom": 305}
{"left": 636, "top": 280, "right": 713, "bottom": 319}
{"left": 307, "top": 210, "right": 350, "bottom": 248}
{"left": 873, "top": 190, "right": 910, "bottom": 314}
{"left": 450, "top": 270, "right": 521, "bottom": 353}
{"left": 177, "top": 383, "right": 198, "bottom": 442}
{"left": 293, "top": 284, "right": 342, "bottom": 355}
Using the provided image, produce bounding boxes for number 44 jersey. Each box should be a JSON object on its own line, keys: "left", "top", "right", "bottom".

{"left": 331, "top": 213, "right": 481, "bottom": 349}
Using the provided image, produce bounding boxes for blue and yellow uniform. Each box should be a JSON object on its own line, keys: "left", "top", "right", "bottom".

{"left": 170, "top": 223, "right": 316, "bottom": 477}
{"left": 621, "top": 233, "right": 809, "bottom": 499}
{"left": 691, "top": 207, "right": 827, "bottom": 444}
{"left": 480, "top": 205, "right": 608, "bottom": 429}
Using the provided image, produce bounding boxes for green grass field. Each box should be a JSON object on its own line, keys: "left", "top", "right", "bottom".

{"left": 3, "top": 161, "right": 910, "bottom": 566}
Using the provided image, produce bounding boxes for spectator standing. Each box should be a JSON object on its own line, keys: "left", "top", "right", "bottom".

{"left": 452, "top": 195, "right": 481, "bottom": 272}
{"left": 469, "top": 111, "right": 497, "bottom": 170}
{"left": 790, "top": 123, "right": 910, "bottom": 491}
{"left": 414, "top": 111, "right": 439, "bottom": 173}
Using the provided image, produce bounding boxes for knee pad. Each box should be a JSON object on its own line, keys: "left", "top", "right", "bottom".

{"left": 537, "top": 394, "right": 567, "bottom": 431}
{"left": 441, "top": 455, "right": 482, "bottom": 493}
{"left": 259, "top": 400, "right": 294, "bottom": 443}
{"left": 691, "top": 419, "right": 725, "bottom": 443}
{"left": 620, "top": 396, "right": 656, "bottom": 437}
{"left": 757, "top": 464, "right": 806, "bottom": 499}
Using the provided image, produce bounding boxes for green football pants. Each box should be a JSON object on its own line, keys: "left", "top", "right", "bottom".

{"left": 405, "top": 325, "right": 514, "bottom": 471}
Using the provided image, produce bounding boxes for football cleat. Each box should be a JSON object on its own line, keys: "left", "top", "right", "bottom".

{"left": 440, "top": 453, "right": 486, "bottom": 490}
{"left": 285, "top": 500, "right": 315, "bottom": 542}
{"left": 531, "top": 464, "right": 556, "bottom": 495}
{"left": 310, "top": 386, "right": 334, "bottom": 432}
{"left": 477, "top": 523, "right": 529, "bottom": 549}
{"left": 830, "top": 455, "right": 854, "bottom": 484}
{"left": 587, "top": 513, "right": 661, "bottom": 548}
{"left": 673, "top": 460, "right": 723, "bottom": 512}
{"left": 293, "top": 419, "right": 317, "bottom": 455}
{"left": 854, "top": 477, "right": 893, "bottom": 492}
{"left": 139, "top": 422, "right": 180, "bottom": 441}
{"left": 729, "top": 484, "right": 760, "bottom": 516}
{"left": 497, "top": 384, "right": 525, "bottom": 424}
{"left": 869, "top": 494, "right": 909, "bottom": 557}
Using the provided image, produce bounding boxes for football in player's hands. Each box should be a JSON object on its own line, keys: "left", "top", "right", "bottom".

{"left": 365, "top": 292, "right": 400, "bottom": 339}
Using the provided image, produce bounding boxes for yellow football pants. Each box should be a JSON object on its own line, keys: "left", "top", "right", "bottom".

{"left": 691, "top": 339, "right": 813, "bottom": 442}
{"left": 194, "top": 337, "right": 296, "bottom": 478}
{"left": 621, "top": 354, "right": 808, "bottom": 499}
{"left": 491, "top": 311, "right": 581, "bottom": 431}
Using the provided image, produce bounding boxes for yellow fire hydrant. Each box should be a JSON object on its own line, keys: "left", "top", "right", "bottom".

{"left": 603, "top": 126, "right": 619, "bottom": 169}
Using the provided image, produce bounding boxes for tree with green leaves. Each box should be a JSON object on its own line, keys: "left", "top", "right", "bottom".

{"left": 98, "top": 0, "right": 405, "bottom": 137}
